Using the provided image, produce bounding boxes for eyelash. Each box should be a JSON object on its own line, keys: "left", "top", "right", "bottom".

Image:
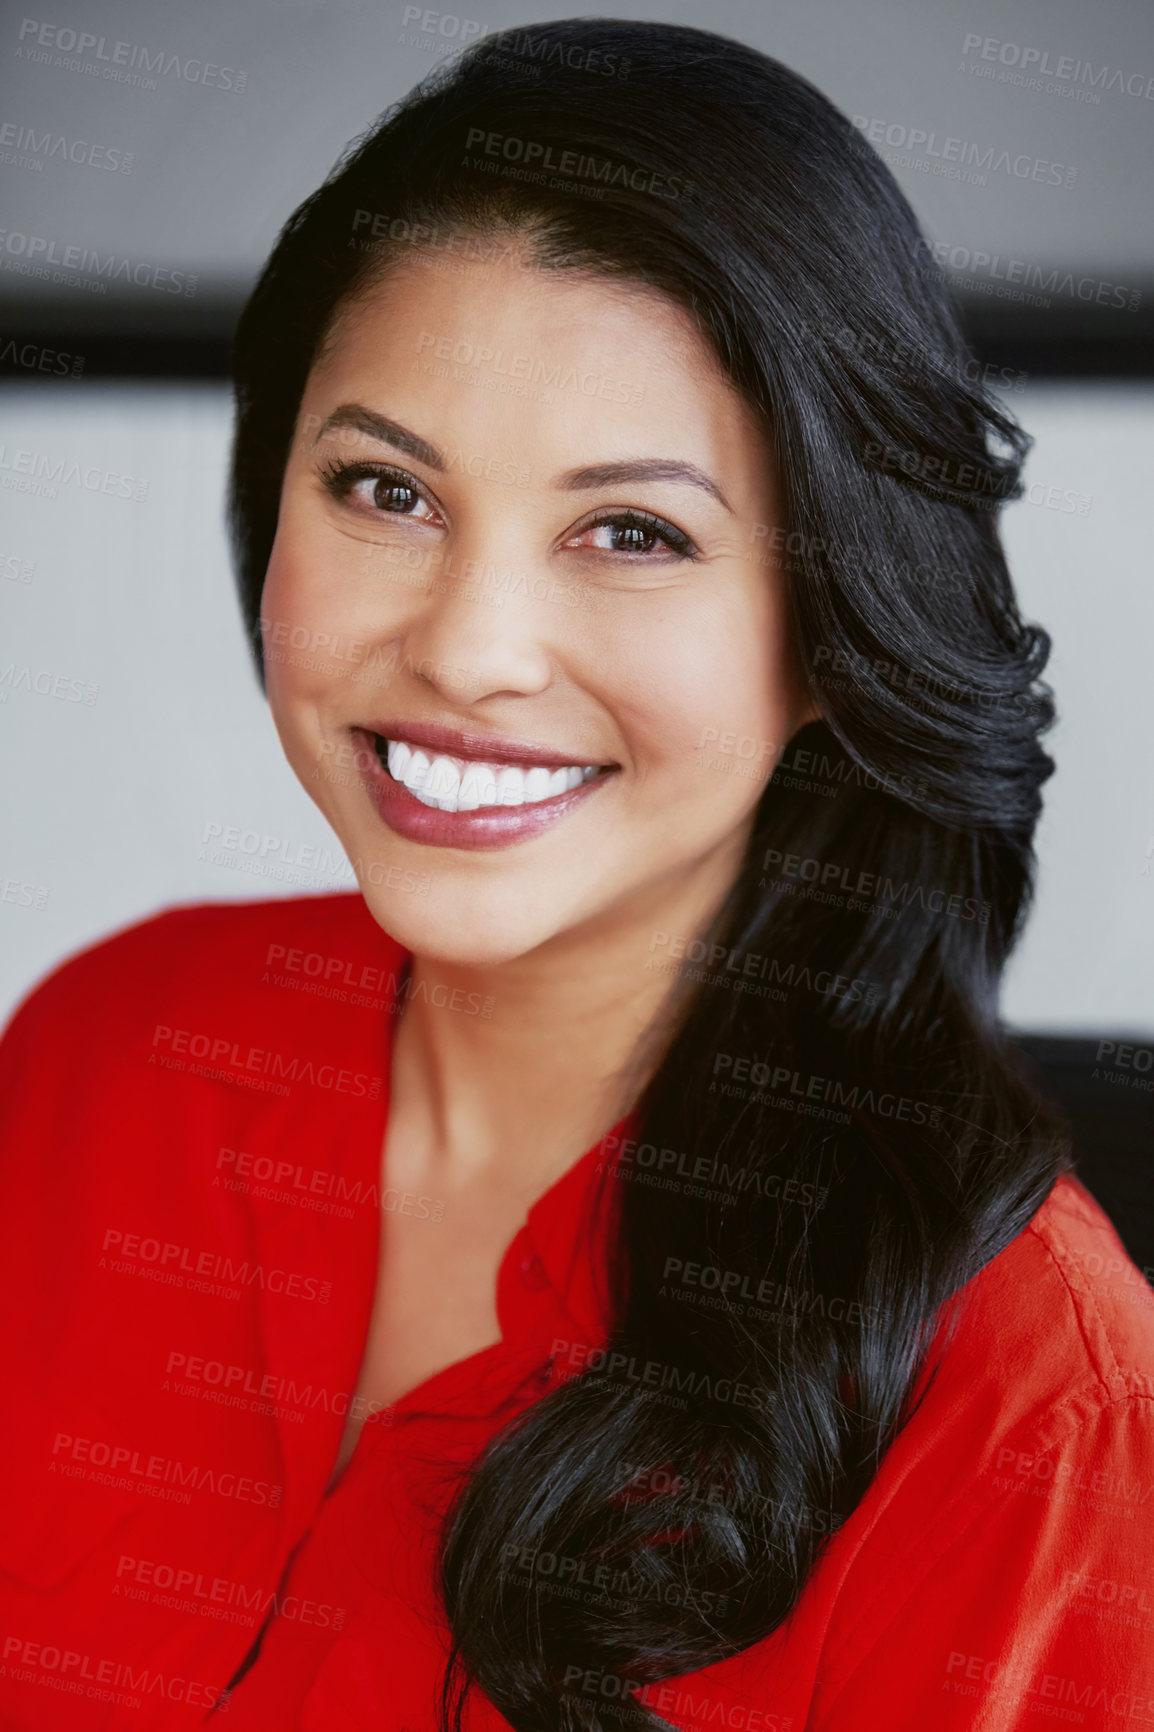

{"left": 317, "top": 457, "right": 699, "bottom": 560}
{"left": 319, "top": 459, "right": 425, "bottom": 513}
{"left": 592, "top": 508, "right": 698, "bottom": 561}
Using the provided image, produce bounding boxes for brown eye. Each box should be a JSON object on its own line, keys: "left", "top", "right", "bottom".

{"left": 372, "top": 478, "right": 422, "bottom": 514}
{"left": 610, "top": 522, "right": 661, "bottom": 554}
{"left": 566, "top": 509, "right": 697, "bottom": 560}
{"left": 319, "top": 459, "right": 441, "bottom": 525}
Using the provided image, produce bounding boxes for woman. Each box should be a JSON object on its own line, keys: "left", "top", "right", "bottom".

{"left": 1, "top": 17, "right": 1151, "bottom": 1732}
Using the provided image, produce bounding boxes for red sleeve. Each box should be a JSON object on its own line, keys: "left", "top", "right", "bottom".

{"left": 0, "top": 897, "right": 392, "bottom": 1730}
{"left": 814, "top": 1394, "right": 1154, "bottom": 1729}
{"left": 0, "top": 910, "right": 284, "bottom": 1730}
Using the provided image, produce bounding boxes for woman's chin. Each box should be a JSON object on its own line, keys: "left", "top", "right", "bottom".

{"left": 356, "top": 884, "right": 571, "bottom": 970}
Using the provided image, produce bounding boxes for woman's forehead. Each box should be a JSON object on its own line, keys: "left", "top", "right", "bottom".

{"left": 307, "top": 259, "right": 767, "bottom": 479}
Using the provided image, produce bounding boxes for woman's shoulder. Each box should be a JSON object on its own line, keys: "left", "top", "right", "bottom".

{"left": 846, "top": 1173, "right": 1154, "bottom": 1576}
{"left": 960, "top": 1170, "right": 1154, "bottom": 1417}
{"left": 1023, "top": 1171, "right": 1154, "bottom": 1395}
{"left": 637, "top": 1182, "right": 1154, "bottom": 1728}
{"left": 765, "top": 1179, "right": 1154, "bottom": 1725}
{"left": 0, "top": 891, "right": 405, "bottom": 1054}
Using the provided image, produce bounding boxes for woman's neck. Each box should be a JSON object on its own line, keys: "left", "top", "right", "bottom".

{"left": 387, "top": 853, "right": 739, "bottom": 1200}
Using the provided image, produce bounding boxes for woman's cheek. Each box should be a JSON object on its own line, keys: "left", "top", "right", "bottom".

{"left": 631, "top": 601, "right": 778, "bottom": 774}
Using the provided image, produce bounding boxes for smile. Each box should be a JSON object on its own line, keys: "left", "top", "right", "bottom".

{"left": 381, "top": 736, "right": 602, "bottom": 813}
{"left": 350, "top": 725, "right": 617, "bottom": 851}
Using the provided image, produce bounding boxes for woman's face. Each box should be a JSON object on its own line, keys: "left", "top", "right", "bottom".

{"left": 263, "top": 248, "right": 817, "bottom": 966}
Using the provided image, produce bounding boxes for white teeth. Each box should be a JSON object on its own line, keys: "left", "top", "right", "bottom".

{"left": 387, "top": 739, "right": 412, "bottom": 783}
{"left": 423, "top": 754, "right": 461, "bottom": 810}
{"left": 382, "top": 736, "right": 605, "bottom": 814}
{"left": 524, "top": 766, "right": 552, "bottom": 803}
{"left": 457, "top": 762, "right": 497, "bottom": 811}
{"left": 403, "top": 748, "right": 430, "bottom": 795}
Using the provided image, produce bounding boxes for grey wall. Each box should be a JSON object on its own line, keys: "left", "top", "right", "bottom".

{"left": 2, "top": 0, "right": 1153, "bottom": 317}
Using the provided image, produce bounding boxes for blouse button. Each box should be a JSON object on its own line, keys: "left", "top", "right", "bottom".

{"left": 518, "top": 1252, "right": 550, "bottom": 1290}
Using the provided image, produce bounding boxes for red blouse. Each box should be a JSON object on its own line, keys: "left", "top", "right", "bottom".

{"left": 1, "top": 892, "right": 1152, "bottom": 1732}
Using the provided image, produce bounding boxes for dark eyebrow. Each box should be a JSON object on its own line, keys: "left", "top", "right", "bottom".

{"left": 556, "top": 458, "right": 732, "bottom": 513}
{"left": 313, "top": 403, "right": 445, "bottom": 470}
{"left": 314, "top": 407, "right": 731, "bottom": 513}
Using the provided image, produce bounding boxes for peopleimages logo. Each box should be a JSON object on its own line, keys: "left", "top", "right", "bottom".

{"left": 1, "top": 1635, "right": 225, "bottom": 1711}
{"left": 477, "top": 26, "right": 631, "bottom": 78}
{"left": 0, "top": 230, "right": 195, "bottom": 295}
{"left": 852, "top": 114, "right": 1077, "bottom": 188}
{"left": 915, "top": 238, "right": 1141, "bottom": 312}
{"left": 51, "top": 1430, "right": 282, "bottom": 1508}
{"left": 549, "top": 1335, "right": 774, "bottom": 1411}
{"left": 0, "top": 663, "right": 98, "bottom": 704}
{"left": 960, "top": 33, "right": 1154, "bottom": 101}
{"left": 215, "top": 1145, "right": 447, "bottom": 1221}
{"left": 149, "top": 1023, "right": 383, "bottom": 1101}
{"left": 0, "top": 120, "right": 132, "bottom": 172}
{"left": 115, "top": 1553, "right": 347, "bottom": 1629}
{"left": 101, "top": 1228, "right": 333, "bottom": 1304}
{"left": 400, "top": 5, "right": 484, "bottom": 44}
{"left": 0, "top": 443, "right": 147, "bottom": 497}
{"left": 415, "top": 327, "right": 643, "bottom": 403}
{"left": 502, "top": 1543, "right": 728, "bottom": 1617}
{"left": 463, "top": 128, "right": 688, "bottom": 199}
{"left": 710, "top": 1053, "right": 942, "bottom": 1129}
{"left": 759, "top": 846, "right": 992, "bottom": 925}
{"left": 165, "top": 1350, "right": 390, "bottom": 1426}
{"left": 0, "top": 336, "right": 84, "bottom": 375}
{"left": 564, "top": 1668, "right": 791, "bottom": 1731}
{"left": 15, "top": 19, "right": 248, "bottom": 91}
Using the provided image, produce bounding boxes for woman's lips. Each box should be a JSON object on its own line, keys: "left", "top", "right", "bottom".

{"left": 351, "top": 727, "right": 617, "bottom": 851}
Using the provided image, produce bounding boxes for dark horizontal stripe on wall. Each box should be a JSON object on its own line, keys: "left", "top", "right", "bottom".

{"left": 956, "top": 299, "right": 1154, "bottom": 379}
{"left": 2, "top": 290, "right": 1153, "bottom": 379}
{"left": 1008, "top": 1033, "right": 1154, "bottom": 1280}
{"left": 0, "top": 330, "right": 236, "bottom": 379}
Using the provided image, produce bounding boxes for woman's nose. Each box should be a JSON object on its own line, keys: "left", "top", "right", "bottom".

{"left": 377, "top": 528, "right": 557, "bottom": 706}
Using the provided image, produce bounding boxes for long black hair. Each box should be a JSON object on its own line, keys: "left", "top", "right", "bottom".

{"left": 228, "top": 19, "right": 1070, "bottom": 1729}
